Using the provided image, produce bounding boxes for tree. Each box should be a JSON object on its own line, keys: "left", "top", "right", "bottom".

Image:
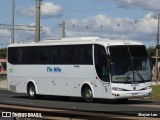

{"left": 147, "top": 47, "right": 156, "bottom": 57}
{"left": 0, "top": 48, "right": 7, "bottom": 58}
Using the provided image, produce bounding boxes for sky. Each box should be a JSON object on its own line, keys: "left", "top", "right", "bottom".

{"left": 0, "top": 0, "right": 160, "bottom": 48}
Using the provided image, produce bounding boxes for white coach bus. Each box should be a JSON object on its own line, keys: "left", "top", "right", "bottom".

{"left": 7, "top": 37, "right": 152, "bottom": 102}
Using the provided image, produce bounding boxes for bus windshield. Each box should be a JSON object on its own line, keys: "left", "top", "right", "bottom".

{"left": 109, "top": 45, "right": 151, "bottom": 83}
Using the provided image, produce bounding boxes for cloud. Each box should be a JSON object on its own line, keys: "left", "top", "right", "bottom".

{"left": 41, "top": 2, "right": 62, "bottom": 18}
{"left": 0, "top": 29, "right": 11, "bottom": 47}
{"left": 16, "top": 2, "right": 63, "bottom": 18}
{"left": 65, "top": 13, "right": 157, "bottom": 47}
{"left": 0, "top": 13, "right": 157, "bottom": 48}
{"left": 0, "top": 29, "right": 10, "bottom": 38}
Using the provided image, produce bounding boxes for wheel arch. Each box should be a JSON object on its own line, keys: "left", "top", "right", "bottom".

{"left": 81, "top": 82, "right": 95, "bottom": 98}
{"left": 27, "top": 80, "right": 38, "bottom": 94}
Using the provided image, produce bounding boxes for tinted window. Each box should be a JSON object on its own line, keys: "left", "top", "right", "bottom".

{"left": 8, "top": 45, "right": 93, "bottom": 65}
{"left": 8, "top": 47, "right": 18, "bottom": 64}
{"left": 17, "top": 48, "right": 24, "bottom": 63}
{"left": 94, "top": 45, "right": 109, "bottom": 82}
{"left": 38, "top": 47, "right": 50, "bottom": 64}
{"left": 129, "top": 45, "right": 147, "bottom": 57}
{"left": 50, "top": 45, "right": 92, "bottom": 64}
{"left": 65, "top": 46, "right": 80, "bottom": 64}
{"left": 80, "top": 45, "right": 92, "bottom": 64}
{"left": 24, "top": 47, "right": 37, "bottom": 64}
{"left": 50, "top": 46, "right": 65, "bottom": 64}
{"left": 8, "top": 47, "right": 37, "bottom": 64}
{"left": 109, "top": 45, "right": 147, "bottom": 58}
{"left": 109, "top": 46, "right": 129, "bottom": 58}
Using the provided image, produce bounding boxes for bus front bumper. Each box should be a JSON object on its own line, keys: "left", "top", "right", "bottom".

{"left": 111, "top": 89, "right": 152, "bottom": 99}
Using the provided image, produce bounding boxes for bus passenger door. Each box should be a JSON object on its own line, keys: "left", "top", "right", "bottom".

{"left": 101, "top": 66, "right": 111, "bottom": 98}
{"left": 102, "top": 81, "right": 111, "bottom": 98}
{"left": 94, "top": 45, "right": 111, "bottom": 98}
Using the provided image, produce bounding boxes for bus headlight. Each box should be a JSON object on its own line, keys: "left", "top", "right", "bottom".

{"left": 112, "top": 87, "right": 125, "bottom": 91}
{"left": 143, "top": 86, "right": 152, "bottom": 90}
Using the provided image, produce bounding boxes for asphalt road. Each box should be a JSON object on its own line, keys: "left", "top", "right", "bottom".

{"left": 0, "top": 89, "right": 160, "bottom": 117}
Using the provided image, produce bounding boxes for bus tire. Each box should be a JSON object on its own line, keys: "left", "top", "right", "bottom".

{"left": 27, "top": 83, "right": 37, "bottom": 99}
{"left": 82, "top": 87, "right": 93, "bottom": 102}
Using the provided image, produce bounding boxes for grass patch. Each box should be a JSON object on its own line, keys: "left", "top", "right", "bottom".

{"left": 0, "top": 77, "right": 6, "bottom": 81}
{"left": 150, "top": 85, "right": 160, "bottom": 100}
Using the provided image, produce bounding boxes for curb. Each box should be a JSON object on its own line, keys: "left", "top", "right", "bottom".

{"left": 152, "top": 81, "right": 160, "bottom": 85}
{"left": 0, "top": 80, "right": 7, "bottom": 89}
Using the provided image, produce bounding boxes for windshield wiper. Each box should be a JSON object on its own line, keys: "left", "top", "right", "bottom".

{"left": 134, "top": 70, "right": 144, "bottom": 81}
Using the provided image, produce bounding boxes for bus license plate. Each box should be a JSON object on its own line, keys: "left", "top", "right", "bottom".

{"left": 132, "top": 93, "right": 138, "bottom": 95}
{"left": 131, "top": 84, "right": 139, "bottom": 86}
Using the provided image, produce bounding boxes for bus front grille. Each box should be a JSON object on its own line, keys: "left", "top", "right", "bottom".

{"left": 9, "top": 85, "right": 16, "bottom": 92}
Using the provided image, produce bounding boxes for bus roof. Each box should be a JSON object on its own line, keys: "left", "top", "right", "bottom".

{"left": 8, "top": 37, "right": 144, "bottom": 47}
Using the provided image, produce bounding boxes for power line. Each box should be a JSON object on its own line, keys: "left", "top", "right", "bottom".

{"left": 0, "top": 8, "right": 35, "bottom": 24}
{"left": 42, "top": 16, "right": 156, "bottom": 39}
{"left": 0, "top": 24, "right": 43, "bottom": 31}
{"left": 0, "top": 0, "right": 151, "bottom": 25}
{"left": 118, "top": 0, "right": 148, "bottom": 8}
{"left": 0, "top": 14, "right": 11, "bottom": 19}
{"left": 43, "top": 0, "right": 149, "bottom": 13}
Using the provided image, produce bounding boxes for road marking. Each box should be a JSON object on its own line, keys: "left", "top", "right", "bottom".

{"left": 4, "top": 100, "right": 34, "bottom": 105}
{"left": 73, "top": 106, "right": 76, "bottom": 109}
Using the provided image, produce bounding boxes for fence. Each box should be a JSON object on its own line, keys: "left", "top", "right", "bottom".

{"left": 0, "top": 58, "right": 7, "bottom": 76}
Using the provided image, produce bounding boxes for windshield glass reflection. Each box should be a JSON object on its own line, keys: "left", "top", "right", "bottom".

{"left": 109, "top": 45, "right": 151, "bottom": 83}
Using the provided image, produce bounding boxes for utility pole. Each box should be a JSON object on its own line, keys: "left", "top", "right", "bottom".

{"left": 35, "top": 0, "right": 42, "bottom": 43}
{"left": 155, "top": 14, "right": 160, "bottom": 81}
{"left": 60, "top": 21, "right": 65, "bottom": 38}
{"left": 11, "top": 0, "right": 15, "bottom": 43}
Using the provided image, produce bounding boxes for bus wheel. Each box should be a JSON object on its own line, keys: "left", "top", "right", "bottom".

{"left": 27, "top": 83, "right": 37, "bottom": 99}
{"left": 82, "top": 87, "right": 93, "bottom": 102}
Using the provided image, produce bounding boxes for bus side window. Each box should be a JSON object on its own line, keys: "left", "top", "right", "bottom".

{"left": 17, "top": 48, "right": 24, "bottom": 64}
{"left": 80, "top": 45, "right": 92, "bottom": 64}
{"left": 8, "top": 47, "right": 18, "bottom": 64}
{"left": 65, "top": 46, "right": 80, "bottom": 64}
{"left": 94, "top": 45, "right": 110, "bottom": 82}
{"left": 50, "top": 46, "right": 65, "bottom": 64}
{"left": 38, "top": 47, "right": 50, "bottom": 64}
{"left": 24, "top": 47, "right": 37, "bottom": 64}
